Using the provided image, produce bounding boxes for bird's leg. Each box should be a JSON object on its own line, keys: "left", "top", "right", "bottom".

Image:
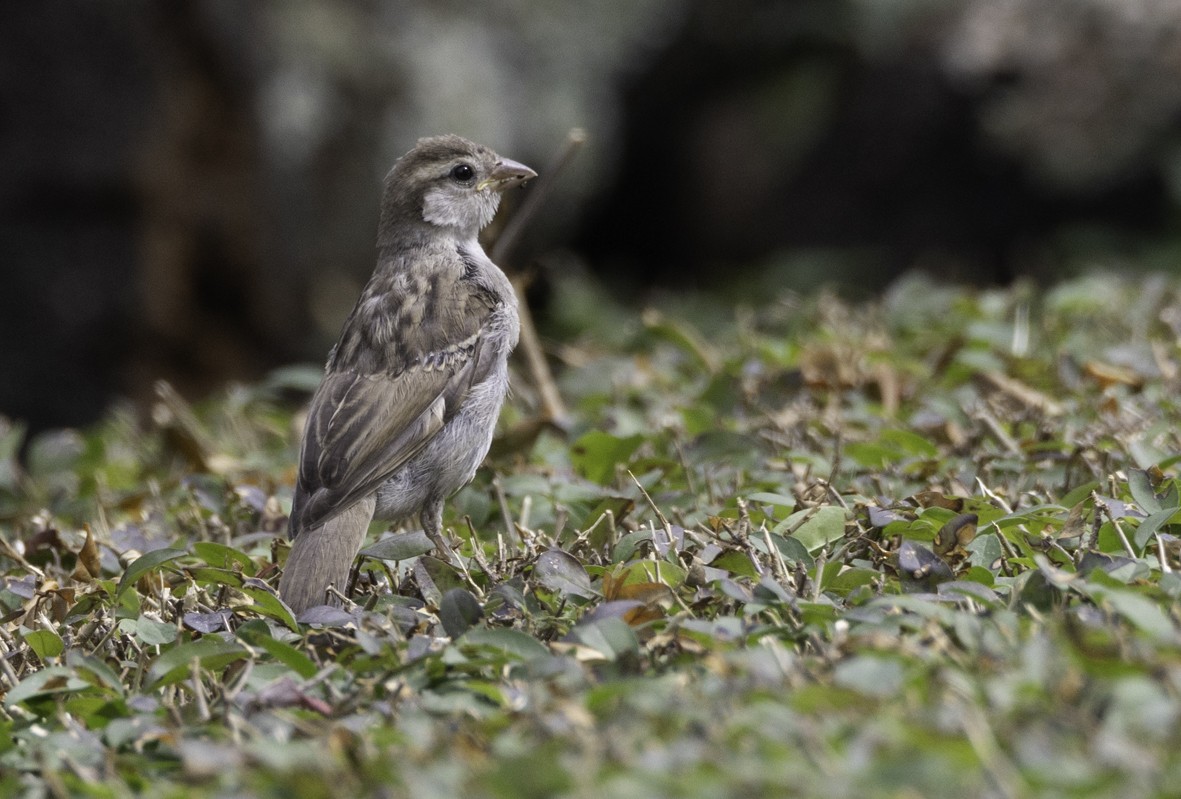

{"left": 421, "top": 496, "right": 459, "bottom": 564}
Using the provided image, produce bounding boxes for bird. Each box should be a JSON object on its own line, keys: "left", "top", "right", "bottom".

{"left": 278, "top": 134, "right": 535, "bottom": 614}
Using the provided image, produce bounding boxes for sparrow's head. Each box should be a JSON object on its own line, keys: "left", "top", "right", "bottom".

{"left": 379, "top": 134, "right": 535, "bottom": 240}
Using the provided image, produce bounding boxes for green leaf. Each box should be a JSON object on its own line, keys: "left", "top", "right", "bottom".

{"left": 440, "top": 588, "right": 484, "bottom": 639}
{"left": 185, "top": 567, "right": 245, "bottom": 588}
{"left": 569, "top": 616, "right": 640, "bottom": 661}
{"left": 413, "top": 556, "right": 464, "bottom": 607}
{"left": 824, "top": 567, "right": 879, "bottom": 596}
{"left": 679, "top": 616, "right": 746, "bottom": 645}
{"left": 641, "top": 309, "right": 718, "bottom": 372}
{"left": 1132, "top": 507, "right": 1181, "bottom": 551}
{"left": 237, "top": 627, "right": 318, "bottom": 679}
{"left": 620, "top": 559, "right": 686, "bottom": 588}
{"left": 22, "top": 629, "right": 65, "bottom": 661}
{"left": 146, "top": 637, "right": 249, "bottom": 689}
{"left": 240, "top": 581, "right": 299, "bottom": 631}
{"left": 747, "top": 492, "right": 796, "bottom": 511}
{"left": 570, "top": 431, "right": 644, "bottom": 485}
{"left": 833, "top": 655, "right": 905, "bottom": 698}
{"left": 115, "top": 548, "right": 187, "bottom": 600}
{"left": 133, "top": 617, "right": 178, "bottom": 646}
{"left": 847, "top": 429, "right": 938, "bottom": 467}
{"left": 962, "top": 566, "right": 997, "bottom": 587}
{"left": 535, "top": 549, "right": 596, "bottom": 598}
{"left": 612, "top": 530, "right": 652, "bottom": 562}
{"left": 65, "top": 651, "right": 125, "bottom": 696}
{"left": 712, "top": 550, "right": 759, "bottom": 579}
{"left": 498, "top": 473, "right": 552, "bottom": 496}
{"left": 880, "top": 428, "right": 939, "bottom": 458}
{"left": 779, "top": 506, "right": 848, "bottom": 552}
{"left": 1060, "top": 481, "right": 1100, "bottom": 508}
{"left": 458, "top": 628, "right": 549, "bottom": 662}
{"left": 192, "top": 541, "right": 256, "bottom": 575}
{"left": 5, "top": 666, "right": 90, "bottom": 706}
{"left": 938, "top": 580, "right": 1002, "bottom": 608}
{"left": 360, "top": 530, "right": 435, "bottom": 562}
{"left": 1086, "top": 586, "right": 1176, "bottom": 642}
{"left": 867, "top": 594, "right": 956, "bottom": 624}
{"left": 1128, "top": 469, "right": 1161, "bottom": 514}
{"left": 769, "top": 533, "right": 813, "bottom": 566}
{"left": 844, "top": 443, "right": 900, "bottom": 469}
{"left": 1161, "top": 479, "right": 1181, "bottom": 510}
{"left": 967, "top": 533, "right": 1004, "bottom": 571}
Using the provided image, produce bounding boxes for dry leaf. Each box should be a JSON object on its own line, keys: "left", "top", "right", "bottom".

{"left": 70, "top": 525, "right": 101, "bottom": 582}
{"left": 973, "top": 370, "right": 1064, "bottom": 416}
{"left": 933, "top": 513, "right": 978, "bottom": 556}
{"left": 910, "top": 490, "right": 965, "bottom": 512}
{"left": 1083, "top": 360, "right": 1143, "bottom": 390}
{"left": 602, "top": 566, "right": 674, "bottom": 627}
{"left": 800, "top": 342, "right": 862, "bottom": 390}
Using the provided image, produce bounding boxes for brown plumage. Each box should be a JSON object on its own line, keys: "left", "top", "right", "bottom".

{"left": 279, "top": 135, "right": 535, "bottom": 614}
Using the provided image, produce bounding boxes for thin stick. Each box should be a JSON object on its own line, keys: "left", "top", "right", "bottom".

{"left": 629, "top": 469, "right": 671, "bottom": 534}
{"left": 493, "top": 128, "right": 587, "bottom": 430}
{"left": 491, "top": 128, "right": 586, "bottom": 265}
{"left": 1156, "top": 532, "right": 1173, "bottom": 574}
{"left": 494, "top": 477, "right": 519, "bottom": 548}
{"left": 763, "top": 525, "right": 790, "bottom": 585}
{"left": 513, "top": 277, "right": 571, "bottom": 429}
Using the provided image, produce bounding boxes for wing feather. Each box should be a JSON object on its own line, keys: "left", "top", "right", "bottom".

{"left": 291, "top": 356, "right": 482, "bottom": 534}
{"left": 292, "top": 342, "right": 500, "bottom": 535}
{"left": 288, "top": 244, "right": 504, "bottom": 536}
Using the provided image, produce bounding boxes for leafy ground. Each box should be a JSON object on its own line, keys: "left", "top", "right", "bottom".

{"left": 3, "top": 271, "right": 1181, "bottom": 798}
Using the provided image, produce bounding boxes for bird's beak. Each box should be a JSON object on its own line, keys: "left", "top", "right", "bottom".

{"left": 477, "top": 158, "right": 537, "bottom": 192}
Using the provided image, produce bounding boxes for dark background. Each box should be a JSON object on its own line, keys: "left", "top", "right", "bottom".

{"left": 3, "top": 0, "right": 1180, "bottom": 431}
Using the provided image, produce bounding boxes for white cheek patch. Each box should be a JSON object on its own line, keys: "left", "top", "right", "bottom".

{"left": 421, "top": 185, "right": 503, "bottom": 231}
{"left": 422, "top": 186, "right": 464, "bottom": 228}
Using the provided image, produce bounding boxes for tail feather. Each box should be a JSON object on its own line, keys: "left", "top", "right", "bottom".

{"left": 279, "top": 496, "right": 376, "bottom": 614}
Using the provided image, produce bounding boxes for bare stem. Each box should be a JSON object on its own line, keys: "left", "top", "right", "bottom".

{"left": 494, "top": 128, "right": 587, "bottom": 430}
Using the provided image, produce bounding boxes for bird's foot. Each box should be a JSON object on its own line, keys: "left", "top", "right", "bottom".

{"left": 426, "top": 529, "right": 460, "bottom": 565}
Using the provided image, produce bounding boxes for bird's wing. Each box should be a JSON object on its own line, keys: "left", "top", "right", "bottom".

{"left": 290, "top": 276, "right": 501, "bottom": 536}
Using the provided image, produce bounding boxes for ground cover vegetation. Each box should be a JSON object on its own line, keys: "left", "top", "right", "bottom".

{"left": 3, "top": 271, "right": 1181, "bottom": 797}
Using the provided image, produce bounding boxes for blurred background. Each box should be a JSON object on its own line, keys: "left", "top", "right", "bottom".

{"left": 3, "top": 0, "right": 1181, "bottom": 432}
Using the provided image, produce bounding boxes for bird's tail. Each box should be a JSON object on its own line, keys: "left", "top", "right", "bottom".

{"left": 279, "top": 496, "right": 376, "bottom": 615}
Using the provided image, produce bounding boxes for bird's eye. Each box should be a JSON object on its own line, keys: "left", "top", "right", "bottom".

{"left": 450, "top": 163, "right": 475, "bottom": 183}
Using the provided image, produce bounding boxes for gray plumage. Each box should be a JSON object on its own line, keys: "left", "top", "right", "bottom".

{"left": 279, "top": 135, "right": 534, "bottom": 615}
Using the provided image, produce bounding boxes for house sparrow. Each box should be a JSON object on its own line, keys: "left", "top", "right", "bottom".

{"left": 279, "top": 134, "right": 535, "bottom": 614}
